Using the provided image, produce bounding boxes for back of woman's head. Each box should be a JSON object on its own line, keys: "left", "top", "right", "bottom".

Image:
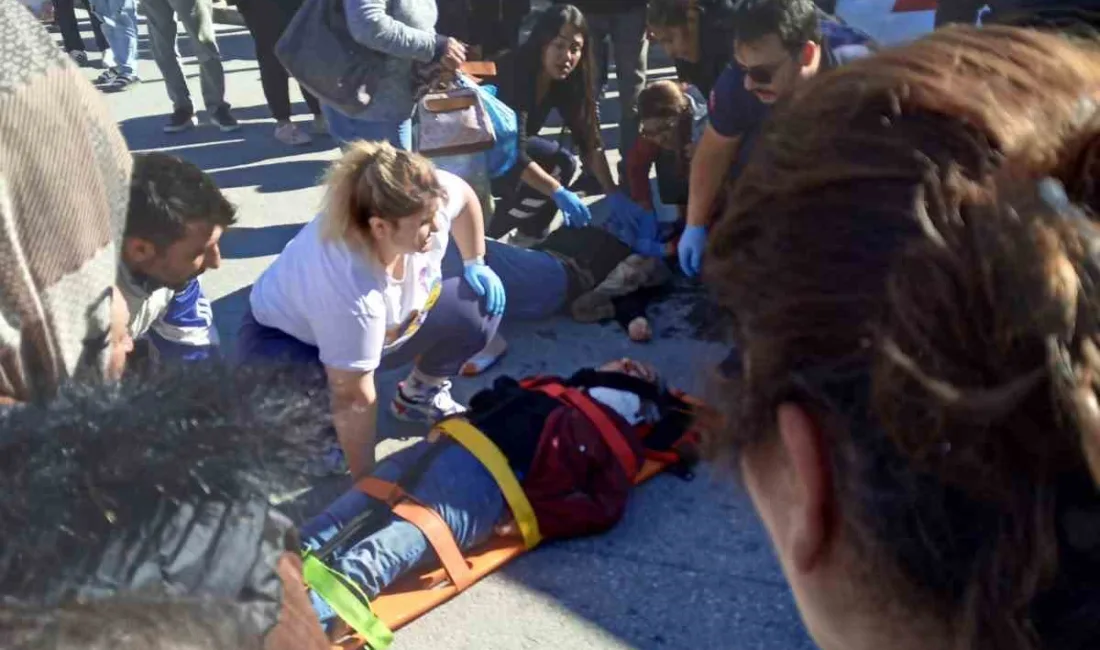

{"left": 321, "top": 141, "right": 444, "bottom": 246}
{"left": 707, "top": 26, "right": 1100, "bottom": 650}
{"left": 638, "top": 80, "right": 689, "bottom": 120}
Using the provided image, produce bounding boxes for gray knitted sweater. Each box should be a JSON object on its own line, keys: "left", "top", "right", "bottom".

{"left": 344, "top": 0, "right": 441, "bottom": 121}
{"left": 0, "top": 0, "right": 129, "bottom": 402}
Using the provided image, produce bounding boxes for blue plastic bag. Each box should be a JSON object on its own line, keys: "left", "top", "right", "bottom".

{"left": 458, "top": 77, "right": 518, "bottom": 179}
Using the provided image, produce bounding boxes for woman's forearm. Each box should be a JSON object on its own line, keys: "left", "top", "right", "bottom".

{"left": 332, "top": 397, "right": 378, "bottom": 480}
{"left": 327, "top": 368, "right": 380, "bottom": 480}
{"left": 519, "top": 161, "right": 562, "bottom": 196}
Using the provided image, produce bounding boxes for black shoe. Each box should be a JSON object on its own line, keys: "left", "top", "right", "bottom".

{"left": 101, "top": 73, "right": 140, "bottom": 93}
{"left": 92, "top": 68, "right": 118, "bottom": 86}
{"left": 208, "top": 104, "right": 240, "bottom": 132}
{"left": 163, "top": 107, "right": 196, "bottom": 133}
{"left": 68, "top": 50, "right": 90, "bottom": 67}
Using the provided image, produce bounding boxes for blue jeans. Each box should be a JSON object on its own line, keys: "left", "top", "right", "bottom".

{"left": 301, "top": 442, "right": 503, "bottom": 622}
{"left": 90, "top": 0, "right": 138, "bottom": 76}
{"left": 239, "top": 276, "right": 499, "bottom": 378}
{"left": 441, "top": 239, "right": 569, "bottom": 321}
{"left": 321, "top": 104, "right": 412, "bottom": 150}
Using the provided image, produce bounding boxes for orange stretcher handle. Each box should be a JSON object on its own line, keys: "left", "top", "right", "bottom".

{"left": 355, "top": 477, "right": 474, "bottom": 591}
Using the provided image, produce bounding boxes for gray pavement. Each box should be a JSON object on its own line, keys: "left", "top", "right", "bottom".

{"left": 59, "top": 11, "right": 814, "bottom": 650}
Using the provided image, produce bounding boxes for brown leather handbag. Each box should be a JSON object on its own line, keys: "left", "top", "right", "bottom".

{"left": 415, "top": 74, "right": 497, "bottom": 158}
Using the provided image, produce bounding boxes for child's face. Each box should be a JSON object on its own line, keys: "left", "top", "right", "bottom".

{"left": 640, "top": 116, "right": 679, "bottom": 150}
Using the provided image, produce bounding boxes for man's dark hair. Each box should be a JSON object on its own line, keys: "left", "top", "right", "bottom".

{"left": 732, "top": 0, "right": 822, "bottom": 51}
{"left": 0, "top": 599, "right": 260, "bottom": 650}
{"left": 647, "top": 0, "right": 738, "bottom": 28}
{"left": 126, "top": 152, "right": 237, "bottom": 249}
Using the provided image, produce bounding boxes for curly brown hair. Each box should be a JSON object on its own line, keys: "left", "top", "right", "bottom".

{"left": 706, "top": 26, "right": 1100, "bottom": 650}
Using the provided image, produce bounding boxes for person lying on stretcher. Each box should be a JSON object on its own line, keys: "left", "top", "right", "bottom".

{"left": 299, "top": 359, "right": 697, "bottom": 631}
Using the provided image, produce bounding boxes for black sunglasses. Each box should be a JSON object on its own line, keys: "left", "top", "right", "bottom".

{"left": 740, "top": 58, "right": 791, "bottom": 85}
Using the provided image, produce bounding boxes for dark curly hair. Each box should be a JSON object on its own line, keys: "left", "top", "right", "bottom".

{"left": 705, "top": 25, "right": 1100, "bottom": 650}
{"left": 0, "top": 361, "right": 328, "bottom": 610}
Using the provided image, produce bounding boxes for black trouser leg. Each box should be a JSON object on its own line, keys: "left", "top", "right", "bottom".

{"left": 54, "top": 0, "right": 85, "bottom": 52}
{"left": 80, "top": 0, "right": 109, "bottom": 51}
{"left": 489, "top": 137, "right": 578, "bottom": 239}
{"left": 237, "top": 0, "right": 295, "bottom": 121}
{"left": 655, "top": 149, "right": 689, "bottom": 207}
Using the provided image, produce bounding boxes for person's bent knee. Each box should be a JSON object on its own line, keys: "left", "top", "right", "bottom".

{"left": 555, "top": 149, "right": 578, "bottom": 184}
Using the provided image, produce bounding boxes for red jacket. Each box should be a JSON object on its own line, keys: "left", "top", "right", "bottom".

{"left": 521, "top": 400, "right": 645, "bottom": 540}
{"left": 625, "top": 138, "right": 662, "bottom": 209}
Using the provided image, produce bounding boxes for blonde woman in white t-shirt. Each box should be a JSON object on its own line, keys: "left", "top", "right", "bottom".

{"left": 239, "top": 142, "right": 506, "bottom": 479}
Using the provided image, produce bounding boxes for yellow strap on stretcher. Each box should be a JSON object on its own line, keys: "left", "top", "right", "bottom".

{"left": 434, "top": 418, "right": 544, "bottom": 549}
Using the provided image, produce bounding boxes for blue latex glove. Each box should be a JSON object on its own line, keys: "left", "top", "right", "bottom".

{"left": 463, "top": 260, "right": 506, "bottom": 316}
{"left": 678, "top": 224, "right": 708, "bottom": 277}
{"left": 552, "top": 186, "right": 592, "bottom": 228}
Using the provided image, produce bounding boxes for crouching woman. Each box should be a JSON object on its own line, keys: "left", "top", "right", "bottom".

{"left": 238, "top": 142, "right": 506, "bottom": 479}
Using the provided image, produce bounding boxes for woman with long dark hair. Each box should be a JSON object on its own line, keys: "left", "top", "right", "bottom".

{"left": 486, "top": 4, "right": 617, "bottom": 242}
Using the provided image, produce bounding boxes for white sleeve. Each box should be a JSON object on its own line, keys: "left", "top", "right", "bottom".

{"left": 435, "top": 170, "right": 472, "bottom": 227}
{"left": 311, "top": 306, "right": 386, "bottom": 373}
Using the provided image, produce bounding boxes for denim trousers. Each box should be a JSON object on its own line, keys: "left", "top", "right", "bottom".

{"left": 321, "top": 104, "right": 413, "bottom": 150}
{"left": 89, "top": 0, "right": 137, "bottom": 76}
{"left": 300, "top": 442, "right": 504, "bottom": 623}
{"left": 238, "top": 275, "right": 499, "bottom": 379}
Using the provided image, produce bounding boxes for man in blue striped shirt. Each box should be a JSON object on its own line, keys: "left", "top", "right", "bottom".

{"left": 119, "top": 152, "right": 232, "bottom": 362}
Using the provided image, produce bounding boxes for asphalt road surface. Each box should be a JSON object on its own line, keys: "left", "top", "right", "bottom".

{"left": 57, "top": 11, "right": 815, "bottom": 650}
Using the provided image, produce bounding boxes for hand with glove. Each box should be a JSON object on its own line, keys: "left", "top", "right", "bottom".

{"left": 463, "top": 258, "right": 506, "bottom": 316}
{"left": 677, "top": 224, "right": 708, "bottom": 277}
{"left": 606, "top": 191, "right": 664, "bottom": 258}
{"left": 552, "top": 186, "right": 592, "bottom": 228}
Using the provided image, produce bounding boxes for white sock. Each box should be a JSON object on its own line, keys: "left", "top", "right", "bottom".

{"left": 461, "top": 334, "right": 508, "bottom": 376}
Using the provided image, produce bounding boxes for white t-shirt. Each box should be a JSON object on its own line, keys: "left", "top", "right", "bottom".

{"left": 250, "top": 170, "right": 468, "bottom": 372}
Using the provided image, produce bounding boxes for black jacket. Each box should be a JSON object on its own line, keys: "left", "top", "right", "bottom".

{"left": 492, "top": 47, "right": 603, "bottom": 188}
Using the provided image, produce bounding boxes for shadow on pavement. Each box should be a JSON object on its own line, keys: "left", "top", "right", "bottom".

{"left": 211, "top": 284, "right": 250, "bottom": 355}
{"left": 209, "top": 158, "right": 329, "bottom": 192}
{"left": 220, "top": 223, "right": 305, "bottom": 259}
{"left": 121, "top": 102, "right": 333, "bottom": 153}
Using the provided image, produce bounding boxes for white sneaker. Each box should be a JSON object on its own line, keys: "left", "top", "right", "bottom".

{"left": 274, "top": 121, "right": 311, "bottom": 146}
{"left": 390, "top": 380, "right": 466, "bottom": 423}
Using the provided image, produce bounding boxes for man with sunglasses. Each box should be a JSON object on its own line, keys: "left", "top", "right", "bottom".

{"left": 677, "top": 0, "right": 873, "bottom": 277}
